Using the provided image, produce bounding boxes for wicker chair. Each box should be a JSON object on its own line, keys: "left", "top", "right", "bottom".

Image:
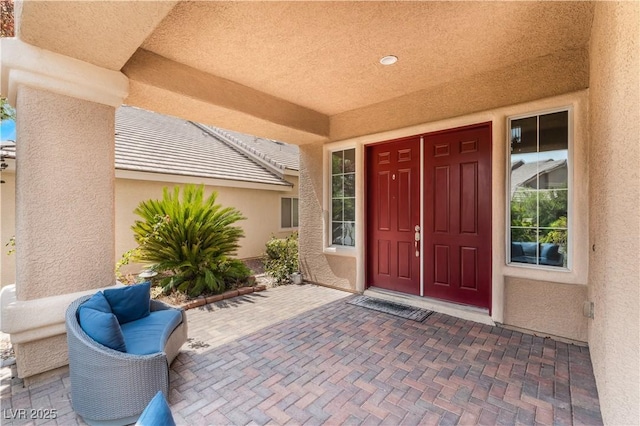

{"left": 65, "top": 295, "right": 187, "bottom": 426}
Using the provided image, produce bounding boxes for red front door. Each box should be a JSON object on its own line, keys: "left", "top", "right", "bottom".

{"left": 423, "top": 123, "right": 492, "bottom": 309}
{"left": 366, "top": 137, "right": 421, "bottom": 295}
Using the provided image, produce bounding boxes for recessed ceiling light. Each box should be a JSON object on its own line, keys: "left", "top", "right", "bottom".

{"left": 379, "top": 55, "right": 398, "bottom": 66}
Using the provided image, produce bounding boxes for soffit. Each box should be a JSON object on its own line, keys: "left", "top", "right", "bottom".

{"left": 18, "top": 1, "right": 177, "bottom": 71}
{"left": 142, "top": 1, "right": 594, "bottom": 115}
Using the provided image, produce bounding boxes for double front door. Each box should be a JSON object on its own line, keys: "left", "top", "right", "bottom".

{"left": 366, "top": 123, "right": 492, "bottom": 309}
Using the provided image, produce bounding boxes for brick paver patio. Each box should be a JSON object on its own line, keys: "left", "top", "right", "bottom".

{"left": 1, "top": 284, "right": 602, "bottom": 425}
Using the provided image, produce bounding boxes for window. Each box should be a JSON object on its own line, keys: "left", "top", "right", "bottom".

{"left": 509, "top": 110, "right": 569, "bottom": 268}
{"left": 281, "top": 197, "right": 299, "bottom": 229}
{"left": 331, "top": 148, "right": 356, "bottom": 247}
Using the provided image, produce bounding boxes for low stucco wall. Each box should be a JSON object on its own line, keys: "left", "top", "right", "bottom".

{"left": 299, "top": 143, "right": 356, "bottom": 290}
{"left": 504, "top": 277, "right": 588, "bottom": 342}
{"left": 115, "top": 176, "right": 298, "bottom": 275}
{"left": 588, "top": 3, "right": 640, "bottom": 424}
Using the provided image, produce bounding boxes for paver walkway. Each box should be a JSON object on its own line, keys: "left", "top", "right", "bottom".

{"left": 1, "top": 284, "right": 602, "bottom": 425}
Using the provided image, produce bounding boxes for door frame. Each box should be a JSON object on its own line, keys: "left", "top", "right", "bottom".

{"left": 365, "top": 122, "right": 492, "bottom": 312}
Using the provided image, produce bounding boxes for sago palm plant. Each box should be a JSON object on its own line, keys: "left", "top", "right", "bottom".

{"left": 131, "top": 184, "right": 248, "bottom": 296}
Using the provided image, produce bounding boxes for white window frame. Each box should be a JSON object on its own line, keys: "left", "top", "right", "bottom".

{"left": 323, "top": 144, "right": 357, "bottom": 256}
{"left": 506, "top": 106, "right": 573, "bottom": 272}
{"left": 279, "top": 196, "right": 299, "bottom": 230}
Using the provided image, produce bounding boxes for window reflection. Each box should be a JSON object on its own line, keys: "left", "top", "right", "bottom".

{"left": 509, "top": 110, "right": 569, "bottom": 268}
{"left": 331, "top": 148, "right": 356, "bottom": 247}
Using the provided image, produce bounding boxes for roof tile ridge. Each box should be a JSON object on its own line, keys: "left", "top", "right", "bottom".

{"left": 190, "top": 121, "right": 286, "bottom": 178}
{"left": 190, "top": 122, "right": 290, "bottom": 185}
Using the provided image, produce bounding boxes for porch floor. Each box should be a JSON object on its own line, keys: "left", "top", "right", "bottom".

{"left": 1, "top": 284, "right": 602, "bottom": 425}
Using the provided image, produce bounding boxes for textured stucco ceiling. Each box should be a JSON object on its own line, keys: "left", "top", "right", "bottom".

{"left": 141, "top": 2, "right": 594, "bottom": 115}
{"left": 18, "top": 1, "right": 177, "bottom": 70}
{"left": 15, "top": 1, "right": 595, "bottom": 143}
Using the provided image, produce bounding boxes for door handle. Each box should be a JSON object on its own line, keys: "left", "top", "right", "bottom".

{"left": 414, "top": 225, "right": 421, "bottom": 257}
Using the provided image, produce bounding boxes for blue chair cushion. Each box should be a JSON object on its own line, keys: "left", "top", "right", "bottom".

{"left": 135, "top": 391, "right": 176, "bottom": 426}
{"left": 78, "top": 308, "right": 127, "bottom": 352}
{"left": 120, "top": 309, "right": 183, "bottom": 356}
{"left": 103, "top": 282, "right": 151, "bottom": 324}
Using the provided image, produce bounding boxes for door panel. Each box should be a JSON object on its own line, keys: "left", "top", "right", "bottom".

{"left": 378, "top": 240, "right": 390, "bottom": 276}
{"left": 460, "top": 247, "right": 478, "bottom": 289}
{"left": 434, "top": 166, "right": 450, "bottom": 233}
{"left": 424, "top": 124, "right": 492, "bottom": 309}
{"left": 434, "top": 245, "right": 450, "bottom": 285}
{"left": 460, "top": 162, "right": 478, "bottom": 234}
{"left": 377, "top": 172, "right": 391, "bottom": 230}
{"left": 367, "top": 137, "right": 421, "bottom": 295}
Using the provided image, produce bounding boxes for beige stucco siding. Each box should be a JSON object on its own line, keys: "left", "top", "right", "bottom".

{"left": 2, "top": 174, "right": 298, "bottom": 285}
{"left": 504, "top": 277, "right": 588, "bottom": 341}
{"left": 115, "top": 175, "right": 298, "bottom": 275}
{"left": 299, "top": 143, "right": 356, "bottom": 290}
{"left": 588, "top": 3, "right": 640, "bottom": 425}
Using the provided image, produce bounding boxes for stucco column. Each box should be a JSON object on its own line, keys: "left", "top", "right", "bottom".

{"left": 0, "top": 39, "right": 128, "bottom": 379}
{"left": 15, "top": 87, "right": 116, "bottom": 299}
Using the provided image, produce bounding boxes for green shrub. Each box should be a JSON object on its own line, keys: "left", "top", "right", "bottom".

{"left": 264, "top": 232, "right": 298, "bottom": 285}
{"left": 125, "top": 184, "right": 249, "bottom": 296}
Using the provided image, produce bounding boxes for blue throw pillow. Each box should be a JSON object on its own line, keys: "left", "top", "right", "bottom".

{"left": 78, "top": 308, "right": 127, "bottom": 352}
{"left": 103, "top": 282, "right": 151, "bottom": 324}
{"left": 135, "top": 391, "right": 176, "bottom": 426}
{"left": 511, "top": 243, "right": 525, "bottom": 258}
{"left": 79, "top": 292, "right": 112, "bottom": 314}
{"left": 541, "top": 243, "right": 560, "bottom": 260}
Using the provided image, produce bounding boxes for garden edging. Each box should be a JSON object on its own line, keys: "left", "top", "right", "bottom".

{"left": 179, "top": 285, "right": 267, "bottom": 310}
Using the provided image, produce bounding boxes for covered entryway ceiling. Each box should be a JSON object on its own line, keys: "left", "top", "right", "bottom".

{"left": 16, "top": 1, "right": 594, "bottom": 144}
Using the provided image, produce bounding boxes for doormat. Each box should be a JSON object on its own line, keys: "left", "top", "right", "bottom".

{"left": 347, "top": 295, "right": 433, "bottom": 322}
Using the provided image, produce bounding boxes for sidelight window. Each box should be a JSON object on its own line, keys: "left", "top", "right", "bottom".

{"left": 330, "top": 148, "right": 356, "bottom": 247}
{"left": 508, "top": 109, "right": 570, "bottom": 269}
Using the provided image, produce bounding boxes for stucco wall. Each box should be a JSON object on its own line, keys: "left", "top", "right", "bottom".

{"left": 15, "top": 87, "right": 115, "bottom": 299}
{"left": 504, "top": 277, "right": 588, "bottom": 342}
{"left": 1, "top": 170, "right": 15, "bottom": 287}
{"left": 2, "top": 172, "right": 298, "bottom": 284}
{"left": 299, "top": 143, "right": 356, "bottom": 290}
{"left": 588, "top": 3, "right": 640, "bottom": 425}
{"left": 115, "top": 176, "right": 298, "bottom": 275}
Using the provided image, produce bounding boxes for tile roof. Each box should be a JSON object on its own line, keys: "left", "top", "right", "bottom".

{"left": 0, "top": 141, "right": 15, "bottom": 159}
{"left": 203, "top": 126, "right": 299, "bottom": 172}
{"left": 510, "top": 159, "right": 567, "bottom": 195}
{"left": 115, "top": 106, "right": 295, "bottom": 187}
{"left": 2, "top": 108, "right": 298, "bottom": 188}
